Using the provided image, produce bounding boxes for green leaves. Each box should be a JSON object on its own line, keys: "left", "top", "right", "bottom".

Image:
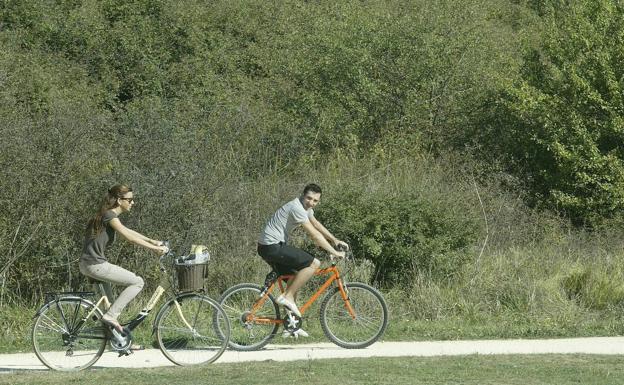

{"left": 481, "top": 0, "right": 624, "bottom": 225}
{"left": 317, "top": 188, "right": 479, "bottom": 287}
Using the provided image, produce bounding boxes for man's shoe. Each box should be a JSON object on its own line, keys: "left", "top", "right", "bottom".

{"left": 282, "top": 328, "right": 309, "bottom": 339}
{"left": 293, "top": 328, "right": 309, "bottom": 338}
{"left": 276, "top": 295, "right": 302, "bottom": 317}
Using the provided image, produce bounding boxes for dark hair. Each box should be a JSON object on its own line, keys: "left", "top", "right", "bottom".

{"left": 302, "top": 183, "right": 322, "bottom": 195}
{"left": 88, "top": 184, "right": 132, "bottom": 235}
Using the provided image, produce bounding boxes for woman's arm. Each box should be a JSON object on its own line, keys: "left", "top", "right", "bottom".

{"left": 125, "top": 227, "right": 162, "bottom": 246}
{"left": 109, "top": 218, "right": 166, "bottom": 253}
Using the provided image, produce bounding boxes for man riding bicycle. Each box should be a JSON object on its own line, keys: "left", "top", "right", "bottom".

{"left": 257, "top": 183, "right": 347, "bottom": 338}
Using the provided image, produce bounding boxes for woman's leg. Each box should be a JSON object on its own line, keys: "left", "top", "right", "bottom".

{"left": 80, "top": 261, "right": 144, "bottom": 319}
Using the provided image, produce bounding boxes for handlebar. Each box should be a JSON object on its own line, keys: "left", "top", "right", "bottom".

{"left": 330, "top": 243, "right": 353, "bottom": 265}
{"left": 336, "top": 243, "right": 349, "bottom": 252}
{"left": 159, "top": 240, "right": 174, "bottom": 269}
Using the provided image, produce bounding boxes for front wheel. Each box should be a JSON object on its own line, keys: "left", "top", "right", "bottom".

{"left": 155, "top": 294, "right": 230, "bottom": 366}
{"left": 32, "top": 297, "right": 107, "bottom": 371}
{"left": 218, "top": 283, "right": 280, "bottom": 351}
{"left": 320, "top": 282, "right": 389, "bottom": 349}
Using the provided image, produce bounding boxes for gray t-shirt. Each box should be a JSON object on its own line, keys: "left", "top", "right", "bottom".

{"left": 258, "top": 197, "right": 314, "bottom": 245}
{"left": 81, "top": 210, "right": 117, "bottom": 265}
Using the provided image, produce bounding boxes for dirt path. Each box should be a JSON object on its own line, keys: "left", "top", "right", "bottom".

{"left": 2, "top": 337, "right": 624, "bottom": 372}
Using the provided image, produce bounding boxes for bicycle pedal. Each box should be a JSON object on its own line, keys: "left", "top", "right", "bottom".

{"left": 118, "top": 349, "right": 133, "bottom": 357}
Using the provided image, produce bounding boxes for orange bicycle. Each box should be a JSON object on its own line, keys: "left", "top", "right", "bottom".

{"left": 218, "top": 252, "right": 388, "bottom": 351}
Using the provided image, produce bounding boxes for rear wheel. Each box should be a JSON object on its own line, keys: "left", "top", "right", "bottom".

{"left": 155, "top": 294, "right": 230, "bottom": 366}
{"left": 218, "top": 283, "right": 280, "bottom": 351}
{"left": 32, "top": 297, "right": 107, "bottom": 371}
{"left": 320, "top": 282, "right": 388, "bottom": 349}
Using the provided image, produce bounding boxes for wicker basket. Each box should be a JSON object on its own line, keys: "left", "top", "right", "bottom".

{"left": 175, "top": 263, "right": 207, "bottom": 292}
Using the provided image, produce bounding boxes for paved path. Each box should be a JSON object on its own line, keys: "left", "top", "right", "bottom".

{"left": 2, "top": 337, "right": 624, "bottom": 372}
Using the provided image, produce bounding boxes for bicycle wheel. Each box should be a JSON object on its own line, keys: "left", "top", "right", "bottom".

{"left": 218, "top": 283, "right": 280, "bottom": 351}
{"left": 155, "top": 294, "right": 229, "bottom": 366}
{"left": 320, "top": 282, "right": 389, "bottom": 349}
{"left": 32, "top": 297, "right": 107, "bottom": 371}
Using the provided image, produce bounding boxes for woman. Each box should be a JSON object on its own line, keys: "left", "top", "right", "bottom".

{"left": 80, "top": 184, "right": 168, "bottom": 333}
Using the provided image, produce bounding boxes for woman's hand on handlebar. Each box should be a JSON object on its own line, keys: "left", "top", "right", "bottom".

{"left": 153, "top": 243, "right": 169, "bottom": 255}
{"left": 147, "top": 239, "right": 169, "bottom": 255}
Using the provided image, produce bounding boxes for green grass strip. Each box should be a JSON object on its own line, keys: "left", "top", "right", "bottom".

{"left": 2, "top": 355, "right": 624, "bottom": 385}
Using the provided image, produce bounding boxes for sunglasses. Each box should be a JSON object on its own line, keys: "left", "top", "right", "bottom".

{"left": 119, "top": 197, "right": 135, "bottom": 203}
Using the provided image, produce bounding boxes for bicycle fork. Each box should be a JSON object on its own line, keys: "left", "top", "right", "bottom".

{"left": 336, "top": 279, "right": 357, "bottom": 320}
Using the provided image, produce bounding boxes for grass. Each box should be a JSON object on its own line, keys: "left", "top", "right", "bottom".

{"left": 4, "top": 300, "right": 624, "bottom": 354}
{"left": 2, "top": 355, "right": 624, "bottom": 385}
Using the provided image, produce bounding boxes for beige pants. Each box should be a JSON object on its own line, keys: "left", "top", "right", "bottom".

{"left": 79, "top": 261, "right": 144, "bottom": 320}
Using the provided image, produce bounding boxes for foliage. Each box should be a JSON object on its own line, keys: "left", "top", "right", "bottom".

{"left": 0, "top": 0, "right": 532, "bottom": 302}
{"left": 477, "top": 0, "right": 624, "bottom": 226}
{"left": 561, "top": 264, "right": 624, "bottom": 310}
{"left": 317, "top": 187, "right": 479, "bottom": 286}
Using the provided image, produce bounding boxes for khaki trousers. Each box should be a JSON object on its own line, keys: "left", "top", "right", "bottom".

{"left": 79, "top": 261, "right": 144, "bottom": 320}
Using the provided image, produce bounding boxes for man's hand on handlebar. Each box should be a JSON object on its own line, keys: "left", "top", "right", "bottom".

{"left": 335, "top": 240, "right": 350, "bottom": 252}
{"left": 330, "top": 250, "right": 346, "bottom": 261}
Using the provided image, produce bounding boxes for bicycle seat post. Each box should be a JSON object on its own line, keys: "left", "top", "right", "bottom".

{"left": 260, "top": 270, "right": 278, "bottom": 297}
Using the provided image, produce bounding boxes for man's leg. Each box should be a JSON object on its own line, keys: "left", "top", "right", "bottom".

{"left": 283, "top": 258, "right": 320, "bottom": 303}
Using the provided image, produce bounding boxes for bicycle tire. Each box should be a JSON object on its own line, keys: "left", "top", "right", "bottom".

{"left": 32, "top": 297, "right": 107, "bottom": 371}
{"left": 155, "top": 293, "right": 229, "bottom": 366}
{"left": 218, "top": 283, "right": 280, "bottom": 351}
{"left": 320, "top": 282, "right": 389, "bottom": 349}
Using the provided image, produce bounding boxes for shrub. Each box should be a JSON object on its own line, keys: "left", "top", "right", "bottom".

{"left": 317, "top": 189, "right": 479, "bottom": 287}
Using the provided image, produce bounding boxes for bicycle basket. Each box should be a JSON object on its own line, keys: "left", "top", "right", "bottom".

{"left": 175, "top": 262, "right": 207, "bottom": 292}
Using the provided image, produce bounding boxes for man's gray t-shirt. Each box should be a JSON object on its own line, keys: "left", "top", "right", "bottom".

{"left": 258, "top": 197, "right": 314, "bottom": 245}
{"left": 81, "top": 210, "right": 117, "bottom": 265}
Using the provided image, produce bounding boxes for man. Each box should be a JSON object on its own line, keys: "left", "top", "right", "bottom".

{"left": 257, "top": 183, "right": 347, "bottom": 337}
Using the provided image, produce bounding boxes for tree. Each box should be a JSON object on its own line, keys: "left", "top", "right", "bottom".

{"left": 483, "top": 0, "right": 624, "bottom": 225}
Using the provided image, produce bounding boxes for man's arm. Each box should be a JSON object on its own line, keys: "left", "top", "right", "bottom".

{"left": 301, "top": 221, "right": 344, "bottom": 257}
{"left": 309, "top": 217, "right": 349, "bottom": 250}
{"left": 309, "top": 217, "right": 337, "bottom": 245}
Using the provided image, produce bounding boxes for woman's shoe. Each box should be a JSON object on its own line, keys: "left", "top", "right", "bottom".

{"left": 101, "top": 314, "right": 125, "bottom": 334}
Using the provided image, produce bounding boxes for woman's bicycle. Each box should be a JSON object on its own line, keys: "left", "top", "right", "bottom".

{"left": 31, "top": 242, "right": 230, "bottom": 371}
{"left": 218, "top": 249, "right": 388, "bottom": 351}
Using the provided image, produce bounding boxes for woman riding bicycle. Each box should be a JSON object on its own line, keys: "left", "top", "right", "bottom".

{"left": 79, "top": 184, "right": 168, "bottom": 333}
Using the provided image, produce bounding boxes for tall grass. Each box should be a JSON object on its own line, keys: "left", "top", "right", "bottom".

{"left": 5, "top": 153, "right": 624, "bottom": 353}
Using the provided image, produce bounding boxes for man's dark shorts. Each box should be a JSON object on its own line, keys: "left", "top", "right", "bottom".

{"left": 257, "top": 243, "right": 314, "bottom": 275}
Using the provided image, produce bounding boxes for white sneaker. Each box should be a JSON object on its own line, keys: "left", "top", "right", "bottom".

{"left": 282, "top": 328, "right": 309, "bottom": 339}
{"left": 294, "top": 328, "right": 309, "bottom": 338}
{"left": 276, "top": 295, "right": 301, "bottom": 317}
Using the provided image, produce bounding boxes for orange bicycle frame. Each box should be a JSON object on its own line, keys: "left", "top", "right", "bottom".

{"left": 247, "top": 265, "right": 357, "bottom": 325}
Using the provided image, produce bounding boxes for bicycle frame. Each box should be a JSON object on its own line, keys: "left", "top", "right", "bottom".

{"left": 248, "top": 264, "right": 357, "bottom": 326}
{"left": 82, "top": 282, "right": 201, "bottom": 334}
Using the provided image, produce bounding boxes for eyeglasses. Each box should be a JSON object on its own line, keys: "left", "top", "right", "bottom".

{"left": 119, "top": 197, "right": 135, "bottom": 203}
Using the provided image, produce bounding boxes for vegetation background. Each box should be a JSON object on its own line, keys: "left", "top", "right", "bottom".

{"left": 2, "top": 0, "right": 624, "bottom": 351}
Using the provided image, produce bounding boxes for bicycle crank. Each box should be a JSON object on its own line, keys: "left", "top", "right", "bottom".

{"left": 282, "top": 311, "right": 303, "bottom": 333}
{"left": 108, "top": 326, "right": 133, "bottom": 353}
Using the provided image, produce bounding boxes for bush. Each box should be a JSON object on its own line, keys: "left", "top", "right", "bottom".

{"left": 317, "top": 189, "right": 479, "bottom": 286}
{"left": 477, "top": 0, "right": 624, "bottom": 226}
